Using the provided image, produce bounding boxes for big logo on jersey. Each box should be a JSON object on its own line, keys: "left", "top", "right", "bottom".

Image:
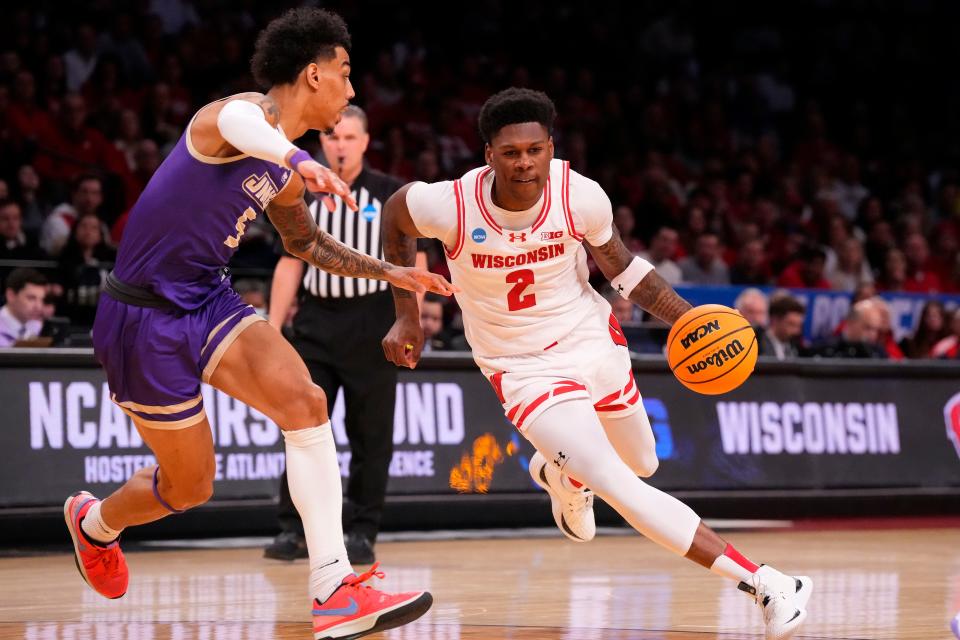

{"left": 224, "top": 207, "right": 257, "bottom": 249}
{"left": 943, "top": 391, "right": 960, "bottom": 460}
{"left": 242, "top": 172, "right": 279, "bottom": 209}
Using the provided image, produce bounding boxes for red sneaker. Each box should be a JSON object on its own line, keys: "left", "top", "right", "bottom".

{"left": 311, "top": 562, "right": 432, "bottom": 640}
{"left": 63, "top": 491, "right": 129, "bottom": 599}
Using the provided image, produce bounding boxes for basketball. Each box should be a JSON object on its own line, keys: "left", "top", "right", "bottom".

{"left": 666, "top": 304, "right": 758, "bottom": 395}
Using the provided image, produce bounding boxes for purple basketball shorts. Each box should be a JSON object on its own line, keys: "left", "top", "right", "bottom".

{"left": 92, "top": 284, "right": 263, "bottom": 429}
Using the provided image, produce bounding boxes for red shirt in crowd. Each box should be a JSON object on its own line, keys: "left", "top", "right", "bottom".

{"left": 776, "top": 261, "right": 832, "bottom": 289}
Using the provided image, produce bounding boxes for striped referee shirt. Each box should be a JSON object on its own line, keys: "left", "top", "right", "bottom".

{"left": 300, "top": 167, "right": 403, "bottom": 299}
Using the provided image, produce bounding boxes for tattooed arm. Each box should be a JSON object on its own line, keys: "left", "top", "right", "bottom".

{"left": 267, "top": 178, "right": 456, "bottom": 299}
{"left": 381, "top": 183, "right": 421, "bottom": 299}
{"left": 586, "top": 224, "right": 692, "bottom": 324}
{"left": 267, "top": 180, "right": 392, "bottom": 279}
{"left": 380, "top": 183, "right": 433, "bottom": 368}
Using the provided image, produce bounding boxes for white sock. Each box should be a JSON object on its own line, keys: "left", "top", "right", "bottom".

{"left": 283, "top": 423, "right": 353, "bottom": 602}
{"left": 80, "top": 500, "right": 122, "bottom": 544}
{"left": 710, "top": 552, "right": 757, "bottom": 583}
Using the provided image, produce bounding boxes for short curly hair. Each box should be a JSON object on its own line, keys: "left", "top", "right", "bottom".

{"left": 251, "top": 8, "right": 351, "bottom": 88}
{"left": 478, "top": 88, "right": 556, "bottom": 144}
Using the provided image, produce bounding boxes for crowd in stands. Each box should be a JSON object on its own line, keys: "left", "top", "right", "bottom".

{"left": 1, "top": 1, "right": 958, "bottom": 357}
{"left": 730, "top": 286, "right": 960, "bottom": 361}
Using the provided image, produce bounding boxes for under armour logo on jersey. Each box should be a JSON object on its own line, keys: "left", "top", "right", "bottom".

{"left": 541, "top": 230, "right": 563, "bottom": 241}
{"left": 508, "top": 232, "right": 527, "bottom": 243}
{"left": 616, "top": 283, "right": 625, "bottom": 294}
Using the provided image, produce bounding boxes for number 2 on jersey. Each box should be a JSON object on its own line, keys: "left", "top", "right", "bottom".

{"left": 506, "top": 268, "right": 536, "bottom": 311}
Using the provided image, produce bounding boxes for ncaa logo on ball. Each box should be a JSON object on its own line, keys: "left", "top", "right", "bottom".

{"left": 680, "top": 319, "right": 720, "bottom": 349}
{"left": 472, "top": 228, "right": 487, "bottom": 243}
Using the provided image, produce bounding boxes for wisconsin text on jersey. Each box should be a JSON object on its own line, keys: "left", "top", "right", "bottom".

{"left": 470, "top": 243, "right": 566, "bottom": 269}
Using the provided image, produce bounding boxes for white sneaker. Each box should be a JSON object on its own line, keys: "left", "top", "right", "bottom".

{"left": 529, "top": 451, "right": 595, "bottom": 542}
{"left": 739, "top": 565, "right": 813, "bottom": 640}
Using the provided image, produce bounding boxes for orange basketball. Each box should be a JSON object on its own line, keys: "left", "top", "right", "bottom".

{"left": 666, "top": 304, "right": 758, "bottom": 395}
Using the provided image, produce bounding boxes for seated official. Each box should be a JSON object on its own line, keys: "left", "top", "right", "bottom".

{"left": 0, "top": 267, "right": 47, "bottom": 346}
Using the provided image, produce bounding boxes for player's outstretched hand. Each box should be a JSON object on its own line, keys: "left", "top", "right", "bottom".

{"left": 383, "top": 318, "right": 424, "bottom": 369}
{"left": 294, "top": 159, "right": 359, "bottom": 211}
{"left": 386, "top": 266, "right": 459, "bottom": 296}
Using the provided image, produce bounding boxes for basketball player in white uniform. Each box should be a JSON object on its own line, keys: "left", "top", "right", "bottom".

{"left": 381, "top": 88, "right": 813, "bottom": 640}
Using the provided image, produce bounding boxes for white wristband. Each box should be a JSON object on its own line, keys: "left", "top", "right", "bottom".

{"left": 217, "top": 99, "right": 297, "bottom": 167}
{"left": 611, "top": 256, "right": 655, "bottom": 298}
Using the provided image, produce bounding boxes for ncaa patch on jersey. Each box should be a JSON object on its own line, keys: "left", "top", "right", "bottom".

{"left": 361, "top": 203, "right": 379, "bottom": 222}
{"left": 472, "top": 228, "right": 487, "bottom": 243}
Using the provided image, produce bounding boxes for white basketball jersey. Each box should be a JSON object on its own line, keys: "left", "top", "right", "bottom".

{"left": 443, "top": 159, "right": 606, "bottom": 357}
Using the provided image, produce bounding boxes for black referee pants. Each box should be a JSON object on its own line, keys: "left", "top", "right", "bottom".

{"left": 276, "top": 290, "right": 397, "bottom": 543}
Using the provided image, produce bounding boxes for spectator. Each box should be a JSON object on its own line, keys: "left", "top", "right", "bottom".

{"left": 876, "top": 248, "right": 908, "bottom": 292}
{"left": 64, "top": 24, "right": 100, "bottom": 91}
{"left": 99, "top": 13, "right": 152, "bottom": 81}
{"left": 7, "top": 70, "right": 55, "bottom": 147}
{"left": 637, "top": 226, "right": 682, "bottom": 286}
{"left": 931, "top": 308, "right": 960, "bottom": 358}
{"left": 149, "top": 0, "right": 199, "bottom": 35}
{"left": 57, "top": 212, "right": 115, "bottom": 327}
{"left": 900, "top": 300, "right": 949, "bottom": 359}
{"left": 901, "top": 232, "right": 942, "bottom": 293}
{"left": 414, "top": 148, "right": 441, "bottom": 183}
{"left": 757, "top": 294, "right": 805, "bottom": 360}
{"left": 0, "top": 199, "right": 45, "bottom": 260}
{"left": 419, "top": 292, "right": 466, "bottom": 352}
{"left": 0, "top": 267, "right": 46, "bottom": 346}
{"left": 777, "top": 245, "right": 831, "bottom": 289}
{"left": 613, "top": 205, "right": 644, "bottom": 254}
{"left": 809, "top": 300, "right": 886, "bottom": 359}
{"left": 825, "top": 237, "right": 873, "bottom": 292}
{"left": 729, "top": 239, "right": 771, "bottom": 285}
{"left": 831, "top": 155, "right": 870, "bottom": 221}
{"left": 41, "top": 174, "right": 103, "bottom": 257}
{"left": 869, "top": 297, "right": 905, "bottom": 360}
{"left": 678, "top": 232, "right": 730, "bottom": 285}
{"left": 734, "top": 288, "right": 769, "bottom": 328}
{"left": 14, "top": 164, "right": 50, "bottom": 234}
{"left": 114, "top": 109, "right": 144, "bottom": 171}
{"left": 865, "top": 220, "right": 897, "bottom": 273}
{"left": 34, "top": 93, "right": 130, "bottom": 192}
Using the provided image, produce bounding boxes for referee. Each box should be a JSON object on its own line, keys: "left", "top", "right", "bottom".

{"left": 264, "top": 106, "right": 417, "bottom": 564}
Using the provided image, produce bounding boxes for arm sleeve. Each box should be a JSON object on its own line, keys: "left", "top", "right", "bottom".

{"left": 216, "top": 99, "right": 297, "bottom": 167}
{"left": 568, "top": 171, "right": 614, "bottom": 247}
{"left": 404, "top": 181, "right": 459, "bottom": 248}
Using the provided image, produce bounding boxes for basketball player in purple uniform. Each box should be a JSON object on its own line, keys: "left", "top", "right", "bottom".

{"left": 62, "top": 9, "right": 452, "bottom": 639}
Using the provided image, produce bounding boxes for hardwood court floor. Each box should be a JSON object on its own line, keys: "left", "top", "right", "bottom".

{"left": 1, "top": 525, "right": 958, "bottom": 639}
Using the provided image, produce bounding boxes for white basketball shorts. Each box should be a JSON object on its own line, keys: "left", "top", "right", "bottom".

{"left": 474, "top": 304, "right": 643, "bottom": 431}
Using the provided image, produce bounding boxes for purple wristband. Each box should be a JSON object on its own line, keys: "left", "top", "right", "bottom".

{"left": 289, "top": 149, "right": 312, "bottom": 172}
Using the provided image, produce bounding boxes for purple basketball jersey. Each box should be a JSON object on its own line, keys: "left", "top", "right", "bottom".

{"left": 113, "top": 123, "right": 294, "bottom": 309}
